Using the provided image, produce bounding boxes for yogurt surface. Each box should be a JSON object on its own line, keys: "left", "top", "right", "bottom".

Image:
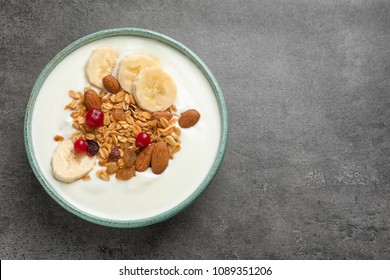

{"left": 31, "top": 36, "right": 221, "bottom": 221}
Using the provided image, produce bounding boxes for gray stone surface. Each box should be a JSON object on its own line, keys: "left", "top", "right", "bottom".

{"left": 1, "top": 0, "right": 390, "bottom": 259}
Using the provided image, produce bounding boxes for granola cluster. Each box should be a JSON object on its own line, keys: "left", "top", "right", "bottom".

{"left": 64, "top": 87, "right": 181, "bottom": 181}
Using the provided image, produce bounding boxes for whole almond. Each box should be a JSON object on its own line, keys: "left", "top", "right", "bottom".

{"left": 178, "top": 109, "right": 200, "bottom": 128}
{"left": 151, "top": 142, "right": 170, "bottom": 174}
{"left": 84, "top": 89, "right": 102, "bottom": 109}
{"left": 102, "top": 75, "right": 120, "bottom": 94}
{"left": 152, "top": 111, "right": 173, "bottom": 120}
{"left": 135, "top": 144, "right": 154, "bottom": 172}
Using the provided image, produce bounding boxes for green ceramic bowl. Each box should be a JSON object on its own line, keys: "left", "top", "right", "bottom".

{"left": 24, "top": 28, "right": 228, "bottom": 228}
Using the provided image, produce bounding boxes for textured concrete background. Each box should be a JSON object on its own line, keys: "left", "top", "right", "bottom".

{"left": 1, "top": 0, "right": 390, "bottom": 259}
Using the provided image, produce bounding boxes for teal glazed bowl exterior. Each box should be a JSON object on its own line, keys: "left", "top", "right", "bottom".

{"left": 24, "top": 28, "right": 228, "bottom": 228}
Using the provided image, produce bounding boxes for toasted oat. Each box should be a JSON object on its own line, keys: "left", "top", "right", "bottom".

{"left": 96, "top": 170, "right": 110, "bottom": 181}
{"left": 69, "top": 90, "right": 82, "bottom": 99}
{"left": 65, "top": 99, "right": 78, "bottom": 110}
{"left": 164, "top": 135, "right": 176, "bottom": 146}
{"left": 85, "top": 133, "right": 95, "bottom": 140}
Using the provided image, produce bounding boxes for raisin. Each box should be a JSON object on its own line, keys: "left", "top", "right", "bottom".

{"left": 86, "top": 140, "right": 99, "bottom": 156}
{"left": 108, "top": 147, "right": 120, "bottom": 162}
{"left": 116, "top": 166, "right": 136, "bottom": 180}
{"left": 123, "top": 150, "right": 137, "bottom": 167}
{"left": 54, "top": 135, "right": 64, "bottom": 142}
{"left": 112, "top": 109, "right": 127, "bottom": 121}
{"left": 106, "top": 163, "right": 118, "bottom": 175}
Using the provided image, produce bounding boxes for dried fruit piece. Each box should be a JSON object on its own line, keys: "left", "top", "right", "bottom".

{"left": 106, "top": 162, "right": 118, "bottom": 175}
{"left": 116, "top": 166, "right": 136, "bottom": 180}
{"left": 178, "top": 109, "right": 200, "bottom": 128}
{"left": 151, "top": 142, "right": 170, "bottom": 174}
{"left": 86, "top": 140, "right": 99, "bottom": 156}
{"left": 152, "top": 111, "right": 173, "bottom": 120}
{"left": 85, "top": 108, "right": 104, "bottom": 128}
{"left": 102, "top": 75, "right": 121, "bottom": 94}
{"left": 112, "top": 109, "right": 127, "bottom": 121}
{"left": 135, "top": 132, "right": 150, "bottom": 148}
{"left": 54, "top": 135, "right": 64, "bottom": 142}
{"left": 135, "top": 144, "right": 154, "bottom": 172}
{"left": 108, "top": 147, "right": 120, "bottom": 162}
{"left": 118, "top": 54, "right": 160, "bottom": 94}
{"left": 123, "top": 150, "right": 137, "bottom": 167}
{"left": 84, "top": 88, "right": 102, "bottom": 109}
{"left": 85, "top": 47, "right": 118, "bottom": 89}
{"left": 74, "top": 138, "right": 87, "bottom": 154}
{"left": 132, "top": 66, "right": 177, "bottom": 112}
{"left": 51, "top": 139, "right": 96, "bottom": 183}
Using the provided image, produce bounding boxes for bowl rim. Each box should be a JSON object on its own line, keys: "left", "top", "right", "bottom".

{"left": 24, "top": 28, "right": 228, "bottom": 228}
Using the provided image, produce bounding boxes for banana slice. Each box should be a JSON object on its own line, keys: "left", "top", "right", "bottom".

{"left": 85, "top": 47, "right": 118, "bottom": 89}
{"left": 51, "top": 139, "right": 96, "bottom": 183}
{"left": 117, "top": 54, "right": 159, "bottom": 93}
{"left": 132, "top": 66, "right": 177, "bottom": 112}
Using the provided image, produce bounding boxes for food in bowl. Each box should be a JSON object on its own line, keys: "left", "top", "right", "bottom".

{"left": 52, "top": 47, "right": 201, "bottom": 183}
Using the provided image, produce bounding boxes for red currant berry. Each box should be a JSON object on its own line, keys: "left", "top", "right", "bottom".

{"left": 85, "top": 108, "right": 104, "bottom": 128}
{"left": 135, "top": 132, "right": 150, "bottom": 148}
{"left": 74, "top": 138, "right": 87, "bottom": 154}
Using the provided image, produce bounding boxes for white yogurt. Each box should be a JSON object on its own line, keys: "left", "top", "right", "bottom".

{"left": 31, "top": 36, "right": 221, "bottom": 221}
